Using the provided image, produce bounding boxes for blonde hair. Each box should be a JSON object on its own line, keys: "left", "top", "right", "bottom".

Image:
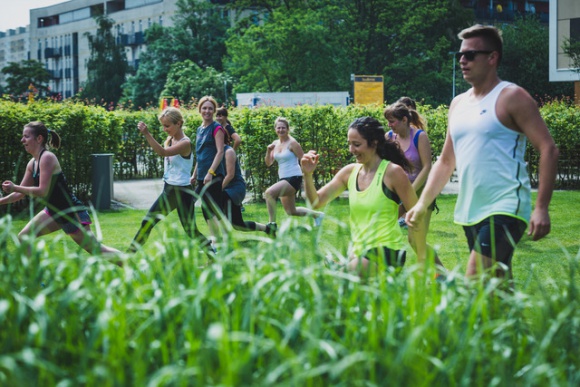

{"left": 158, "top": 107, "right": 184, "bottom": 147}
{"left": 274, "top": 117, "right": 290, "bottom": 131}
{"left": 198, "top": 96, "right": 218, "bottom": 113}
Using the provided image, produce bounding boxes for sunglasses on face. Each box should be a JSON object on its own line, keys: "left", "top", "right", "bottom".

{"left": 454, "top": 50, "right": 493, "bottom": 61}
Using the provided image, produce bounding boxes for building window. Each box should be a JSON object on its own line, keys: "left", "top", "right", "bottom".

{"left": 571, "top": 18, "right": 580, "bottom": 42}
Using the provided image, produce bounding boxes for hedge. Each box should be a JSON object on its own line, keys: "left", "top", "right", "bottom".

{"left": 0, "top": 99, "right": 578, "bottom": 211}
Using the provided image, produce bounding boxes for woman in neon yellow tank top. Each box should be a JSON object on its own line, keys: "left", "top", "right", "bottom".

{"left": 301, "top": 117, "right": 428, "bottom": 277}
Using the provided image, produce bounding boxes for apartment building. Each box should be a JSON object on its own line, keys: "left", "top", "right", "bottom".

{"left": 550, "top": 0, "right": 580, "bottom": 85}
{"left": 1, "top": 0, "right": 180, "bottom": 98}
{"left": 0, "top": 27, "right": 30, "bottom": 86}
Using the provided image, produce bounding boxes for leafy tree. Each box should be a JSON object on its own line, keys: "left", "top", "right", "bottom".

{"left": 161, "top": 59, "right": 233, "bottom": 105}
{"left": 562, "top": 37, "right": 580, "bottom": 76}
{"left": 120, "top": 0, "right": 229, "bottom": 109}
{"left": 1, "top": 60, "right": 50, "bottom": 97}
{"left": 81, "top": 15, "right": 129, "bottom": 106}
{"left": 225, "top": 0, "right": 473, "bottom": 106}
{"left": 501, "top": 16, "right": 573, "bottom": 101}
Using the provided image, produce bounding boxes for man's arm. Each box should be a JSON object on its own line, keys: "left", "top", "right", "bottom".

{"left": 499, "top": 86, "right": 559, "bottom": 241}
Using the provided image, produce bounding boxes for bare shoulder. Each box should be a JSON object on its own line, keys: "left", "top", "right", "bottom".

{"left": 497, "top": 83, "right": 542, "bottom": 132}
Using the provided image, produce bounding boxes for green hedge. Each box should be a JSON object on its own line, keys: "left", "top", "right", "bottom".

{"left": 1, "top": 99, "right": 579, "bottom": 211}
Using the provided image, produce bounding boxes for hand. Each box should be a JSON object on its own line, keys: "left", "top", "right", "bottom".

{"left": 528, "top": 207, "right": 551, "bottom": 241}
{"left": 137, "top": 121, "right": 148, "bottom": 134}
{"left": 203, "top": 173, "right": 212, "bottom": 185}
{"left": 2, "top": 181, "right": 14, "bottom": 194}
{"left": 267, "top": 143, "right": 276, "bottom": 152}
{"left": 300, "top": 150, "right": 319, "bottom": 174}
{"left": 405, "top": 203, "right": 427, "bottom": 229}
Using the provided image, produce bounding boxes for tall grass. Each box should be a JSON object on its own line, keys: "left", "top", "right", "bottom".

{"left": 0, "top": 193, "right": 579, "bottom": 385}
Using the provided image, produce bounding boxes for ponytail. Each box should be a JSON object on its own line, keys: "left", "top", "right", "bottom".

{"left": 26, "top": 121, "right": 61, "bottom": 150}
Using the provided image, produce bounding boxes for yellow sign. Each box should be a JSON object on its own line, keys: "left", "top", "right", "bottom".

{"left": 354, "top": 75, "right": 384, "bottom": 105}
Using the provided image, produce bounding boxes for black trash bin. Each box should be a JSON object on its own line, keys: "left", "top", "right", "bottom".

{"left": 91, "top": 153, "right": 114, "bottom": 210}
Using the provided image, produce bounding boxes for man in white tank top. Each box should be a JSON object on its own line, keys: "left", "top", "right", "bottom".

{"left": 406, "top": 24, "right": 558, "bottom": 283}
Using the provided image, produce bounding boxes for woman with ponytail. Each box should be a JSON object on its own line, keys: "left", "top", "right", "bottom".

{"left": 301, "top": 117, "right": 427, "bottom": 277}
{"left": 1, "top": 121, "right": 121, "bottom": 261}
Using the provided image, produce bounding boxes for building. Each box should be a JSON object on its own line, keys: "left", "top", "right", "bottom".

{"left": 0, "top": 27, "right": 30, "bottom": 86}
{"left": 549, "top": 0, "right": 580, "bottom": 93}
{"left": 460, "top": 0, "right": 549, "bottom": 23}
{"left": 0, "top": 0, "right": 181, "bottom": 98}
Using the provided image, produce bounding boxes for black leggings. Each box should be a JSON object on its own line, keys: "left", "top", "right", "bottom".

{"left": 130, "top": 183, "right": 210, "bottom": 251}
{"left": 195, "top": 177, "right": 224, "bottom": 220}
{"left": 222, "top": 192, "right": 258, "bottom": 232}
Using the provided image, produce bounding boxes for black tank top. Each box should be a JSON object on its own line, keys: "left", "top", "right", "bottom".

{"left": 33, "top": 149, "right": 85, "bottom": 215}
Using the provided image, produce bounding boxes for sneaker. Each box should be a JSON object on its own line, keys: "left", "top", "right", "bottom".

{"left": 265, "top": 222, "right": 277, "bottom": 237}
{"left": 434, "top": 273, "right": 447, "bottom": 284}
{"left": 314, "top": 213, "right": 325, "bottom": 227}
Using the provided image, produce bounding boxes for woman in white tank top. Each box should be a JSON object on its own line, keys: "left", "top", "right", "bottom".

{"left": 263, "top": 117, "right": 324, "bottom": 235}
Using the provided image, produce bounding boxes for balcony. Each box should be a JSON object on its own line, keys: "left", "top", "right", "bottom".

{"left": 120, "top": 32, "right": 145, "bottom": 46}
{"left": 45, "top": 47, "right": 62, "bottom": 59}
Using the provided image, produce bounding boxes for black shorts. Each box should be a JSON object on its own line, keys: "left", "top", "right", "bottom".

{"left": 463, "top": 215, "right": 527, "bottom": 265}
{"left": 280, "top": 176, "right": 302, "bottom": 192}
{"left": 44, "top": 207, "right": 91, "bottom": 234}
{"left": 362, "top": 246, "right": 406, "bottom": 268}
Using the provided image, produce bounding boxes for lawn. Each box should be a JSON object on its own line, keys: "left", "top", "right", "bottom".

{"left": 0, "top": 191, "right": 579, "bottom": 385}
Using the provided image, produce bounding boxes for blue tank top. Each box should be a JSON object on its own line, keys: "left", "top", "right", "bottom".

{"left": 195, "top": 121, "right": 225, "bottom": 179}
{"left": 222, "top": 145, "right": 246, "bottom": 206}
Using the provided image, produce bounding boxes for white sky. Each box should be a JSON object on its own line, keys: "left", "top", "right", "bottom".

{"left": 1, "top": 0, "right": 65, "bottom": 31}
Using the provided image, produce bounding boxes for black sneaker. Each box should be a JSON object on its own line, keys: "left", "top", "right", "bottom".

{"left": 265, "top": 222, "right": 278, "bottom": 237}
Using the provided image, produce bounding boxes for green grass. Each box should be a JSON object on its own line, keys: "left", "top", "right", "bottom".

{"left": 0, "top": 191, "right": 579, "bottom": 385}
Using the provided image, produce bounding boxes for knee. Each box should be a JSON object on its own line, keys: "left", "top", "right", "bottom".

{"left": 264, "top": 189, "right": 276, "bottom": 200}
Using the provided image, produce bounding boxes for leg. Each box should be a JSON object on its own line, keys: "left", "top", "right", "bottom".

{"left": 18, "top": 210, "right": 61, "bottom": 242}
{"left": 264, "top": 180, "right": 293, "bottom": 223}
{"left": 175, "top": 185, "right": 211, "bottom": 248}
{"left": 463, "top": 215, "right": 526, "bottom": 282}
{"left": 197, "top": 178, "right": 224, "bottom": 242}
{"left": 129, "top": 191, "right": 171, "bottom": 252}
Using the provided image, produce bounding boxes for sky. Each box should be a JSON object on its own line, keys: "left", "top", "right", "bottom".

{"left": 1, "top": 0, "right": 65, "bottom": 31}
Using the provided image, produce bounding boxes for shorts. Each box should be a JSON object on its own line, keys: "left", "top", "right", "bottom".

{"left": 463, "top": 215, "right": 527, "bottom": 265}
{"left": 280, "top": 176, "right": 302, "bottom": 192}
{"left": 44, "top": 207, "right": 92, "bottom": 234}
{"left": 362, "top": 246, "right": 406, "bottom": 268}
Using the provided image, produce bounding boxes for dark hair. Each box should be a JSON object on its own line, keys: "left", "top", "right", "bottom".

{"left": 458, "top": 24, "right": 503, "bottom": 65}
{"left": 25, "top": 121, "right": 61, "bottom": 150}
{"left": 396, "top": 96, "right": 417, "bottom": 110}
{"left": 216, "top": 107, "right": 232, "bottom": 126}
{"left": 383, "top": 102, "right": 425, "bottom": 130}
{"left": 348, "top": 117, "right": 409, "bottom": 171}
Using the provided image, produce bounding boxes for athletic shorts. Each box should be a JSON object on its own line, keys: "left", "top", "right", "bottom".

{"left": 280, "top": 176, "right": 302, "bottom": 192}
{"left": 362, "top": 246, "right": 407, "bottom": 268}
{"left": 44, "top": 207, "right": 92, "bottom": 235}
{"left": 462, "top": 215, "right": 527, "bottom": 265}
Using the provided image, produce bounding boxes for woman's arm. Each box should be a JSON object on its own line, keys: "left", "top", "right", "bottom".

{"left": 289, "top": 139, "right": 305, "bottom": 160}
{"left": 203, "top": 128, "right": 225, "bottom": 185}
{"left": 6, "top": 153, "right": 58, "bottom": 198}
{"left": 386, "top": 163, "right": 426, "bottom": 265}
{"left": 301, "top": 151, "right": 351, "bottom": 209}
{"left": 265, "top": 141, "right": 277, "bottom": 167}
{"left": 1, "top": 160, "right": 35, "bottom": 204}
{"left": 222, "top": 148, "right": 236, "bottom": 189}
{"left": 138, "top": 122, "right": 191, "bottom": 158}
{"left": 412, "top": 131, "right": 432, "bottom": 193}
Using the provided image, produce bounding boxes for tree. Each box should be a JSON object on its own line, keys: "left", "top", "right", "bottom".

{"left": 161, "top": 60, "right": 233, "bottom": 105}
{"left": 1, "top": 60, "right": 50, "bottom": 97}
{"left": 81, "top": 15, "right": 129, "bottom": 106}
{"left": 501, "top": 16, "right": 573, "bottom": 101}
{"left": 120, "top": 0, "right": 230, "bottom": 109}
{"left": 225, "top": 0, "right": 474, "bottom": 106}
{"left": 562, "top": 37, "right": 580, "bottom": 76}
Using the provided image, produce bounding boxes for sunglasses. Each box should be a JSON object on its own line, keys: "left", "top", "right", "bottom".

{"left": 454, "top": 50, "right": 493, "bottom": 61}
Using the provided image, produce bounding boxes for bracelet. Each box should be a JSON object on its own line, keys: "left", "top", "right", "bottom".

{"left": 208, "top": 169, "right": 216, "bottom": 176}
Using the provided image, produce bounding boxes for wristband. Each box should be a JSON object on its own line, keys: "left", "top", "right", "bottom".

{"left": 208, "top": 169, "right": 216, "bottom": 176}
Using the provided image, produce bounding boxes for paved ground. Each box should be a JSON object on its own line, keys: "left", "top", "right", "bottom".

{"left": 113, "top": 178, "right": 460, "bottom": 210}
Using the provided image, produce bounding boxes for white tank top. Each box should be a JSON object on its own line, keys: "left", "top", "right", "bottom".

{"left": 163, "top": 137, "right": 193, "bottom": 186}
{"left": 274, "top": 144, "right": 302, "bottom": 179}
{"left": 449, "top": 81, "right": 531, "bottom": 225}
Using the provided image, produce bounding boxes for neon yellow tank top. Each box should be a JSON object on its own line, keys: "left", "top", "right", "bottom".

{"left": 348, "top": 160, "right": 405, "bottom": 257}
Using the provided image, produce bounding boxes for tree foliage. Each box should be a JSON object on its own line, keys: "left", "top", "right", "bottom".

{"left": 120, "top": 0, "right": 229, "bottom": 109}
{"left": 502, "top": 16, "right": 572, "bottom": 100}
{"left": 562, "top": 37, "right": 580, "bottom": 77}
{"left": 81, "top": 15, "right": 129, "bottom": 106}
{"left": 225, "top": 0, "right": 473, "bottom": 106}
{"left": 1, "top": 60, "right": 50, "bottom": 97}
{"left": 161, "top": 60, "right": 233, "bottom": 105}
